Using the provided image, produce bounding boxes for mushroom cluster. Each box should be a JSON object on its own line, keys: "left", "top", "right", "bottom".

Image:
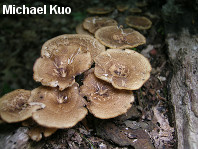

{"left": 0, "top": 16, "right": 152, "bottom": 141}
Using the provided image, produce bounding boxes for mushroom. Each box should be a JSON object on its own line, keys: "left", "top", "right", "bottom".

{"left": 86, "top": 7, "right": 114, "bottom": 14}
{"left": 125, "top": 16, "right": 152, "bottom": 30}
{"left": 76, "top": 23, "right": 93, "bottom": 36}
{"left": 129, "top": 8, "right": 142, "bottom": 13}
{"left": 135, "top": 1, "right": 147, "bottom": 7}
{"left": 116, "top": 4, "right": 129, "bottom": 12}
{"left": 41, "top": 34, "right": 105, "bottom": 63}
{"left": 95, "top": 26, "right": 146, "bottom": 49}
{"left": 0, "top": 89, "right": 42, "bottom": 123}
{"left": 34, "top": 45, "right": 92, "bottom": 90}
{"left": 30, "top": 83, "right": 88, "bottom": 128}
{"left": 22, "top": 118, "right": 57, "bottom": 141}
{"left": 80, "top": 69, "right": 134, "bottom": 119}
{"left": 94, "top": 49, "right": 152, "bottom": 90}
{"left": 83, "top": 17, "right": 118, "bottom": 34}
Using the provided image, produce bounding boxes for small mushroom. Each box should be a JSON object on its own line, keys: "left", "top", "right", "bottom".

{"left": 83, "top": 17, "right": 118, "bottom": 34}
{"left": 30, "top": 83, "right": 88, "bottom": 128}
{"left": 116, "top": 4, "right": 129, "bottom": 12}
{"left": 80, "top": 69, "right": 134, "bottom": 119}
{"left": 0, "top": 89, "right": 42, "bottom": 123}
{"left": 129, "top": 8, "right": 142, "bottom": 13}
{"left": 34, "top": 45, "right": 92, "bottom": 90}
{"left": 86, "top": 7, "right": 114, "bottom": 14}
{"left": 41, "top": 34, "right": 105, "bottom": 63}
{"left": 76, "top": 23, "right": 93, "bottom": 36}
{"left": 95, "top": 26, "right": 146, "bottom": 49}
{"left": 125, "top": 16, "right": 152, "bottom": 30}
{"left": 94, "top": 49, "right": 152, "bottom": 90}
{"left": 22, "top": 118, "right": 57, "bottom": 141}
{"left": 135, "top": 1, "right": 147, "bottom": 7}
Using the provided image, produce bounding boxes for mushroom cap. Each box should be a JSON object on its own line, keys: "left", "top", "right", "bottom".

{"left": 83, "top": 17, "right": 118, "bottom": 34}
{"left": 94, "top": 49, "right": 152, "bottom": 90}
{"left": 41, "top": 34, "right": 105, "bottom": 63}
{"left": 28, "top": 126, "right": 57, "bottom": 141}
{"left": 95, "top": 26, "right": 146, "bottom": 49}
{"left": 116, "top": 4, "right": 129, "bottom": 12}
{"left": 0, "top": 89, "right": 41, "bottom": 123}
{"left": 129, "top": 8, "right": 142, "bottom": 13}
{"left": 86, "top": 7, "right": 114, "bottom": 14}
{"left": 30, "top": 83, "right": 88, "bottom": 128}
{"left": 34, "top": 45, "right": 92, "bottom": 90}
{"left": 125, "top": 16, "right": 152, "bottom": 30}
{"left": 80, "top": 69, "right": 134, "bottom": 119}
{"left": 76, "top": 23, "right": 93, "bottom": 36}
{"left": 135, "top": 1, "right": 147, "bottom": 7}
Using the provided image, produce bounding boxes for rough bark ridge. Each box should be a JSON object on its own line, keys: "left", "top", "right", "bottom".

{"left": 166, "top": 29, "right": 198, "bottom": 149}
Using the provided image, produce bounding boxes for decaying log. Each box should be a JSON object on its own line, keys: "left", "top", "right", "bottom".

{"left": 167, "top": 29, "right": 198, "bottom": 149}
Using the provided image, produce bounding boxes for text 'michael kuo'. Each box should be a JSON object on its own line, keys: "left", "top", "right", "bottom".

{"left": 3, "top": 5, "right": 71, "bottom": 15}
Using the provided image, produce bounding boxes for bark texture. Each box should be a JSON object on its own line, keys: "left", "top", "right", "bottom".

{"left": 167, "top": 29, "right": 198, "bottom": 149}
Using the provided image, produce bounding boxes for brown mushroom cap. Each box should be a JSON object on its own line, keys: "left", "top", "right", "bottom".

{"left": 80, "top": 69, "right": 134, "bottom": 119}
{"left": 95, "top": 26, "right": 146, "bottom": 49}
{"left": 83, "top": 17, "right": 118, "bottom": 34}
{"left": 86, "top": 7, "right": 114, "bottom": 14}
{"left": 76, "top": 23, "right": 93, "bottom": 36}
{"left": 129, "top": 8, "right": 142, "bottom": 13}
{"left": 0, "top": 89, "right": 41, "bottom": 123}
{"left": 41, "top": 34, "right": 105, "bottom": 63}
{"left": 30, "top": 83, "right": 88, "bottom": 128}
{"left": 125, "top": 16, "right": 152, "bottom": 30}
{"left": 135, "top": 1, "right": 147, "bottom": 7}
{"left": 29, "top": 126, "right": 57, "bottom": 141}
{"left": 94, "top": 49, "right": 152, "bottom": 90}
{"left": 34, "top": 45, "right": 92, "bottom": 90}
{"left": 116, "top": 4, "right": 129, "bottom": 12}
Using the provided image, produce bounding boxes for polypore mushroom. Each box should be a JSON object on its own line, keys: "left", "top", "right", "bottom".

{"left": 34, "top": 45, "right": 92, "bottom": 90}
{"left": 76, "top": 23, "right": 93, "bottom": 36}
{"left": 80, "top": 69, "right": 134, "bottom": 119}
{"left": 83, "top": 17, "right": 118, "bottom": 34}
{"left": 94, "top": 49, "right": 152, "bottom": 90}
{"left": 41, "top": 34, "right": 105, "bottom": 62}
{"left": 29, "top": 83, "right": 88, "bottom": 128}
{"left": 0, "top": 89, "right": 42, "bottom": 123}
{"left": 86, "top": 7, "right": 114, "bottom": 14}
{"left": 95, "top": 26, "right": 146, "bottom": 49}
{"left": 125, "top": 16, "right": 152, "bottom": 30}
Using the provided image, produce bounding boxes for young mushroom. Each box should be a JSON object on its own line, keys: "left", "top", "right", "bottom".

{"left": 29, "top": 83, "right": 88, "bottom": 128}
{"left": 94, "top": 49, "right": 152, "bottom": 90}
{"left": 83, "top": 17, "right": 118, "bottom": 34}
{"left": 80, "top": 69, "right": 134, "bottom": 119}
{"left": 125, "top": 16, "right": 152, "bottom": 30}
{"left": 34, "top": 45, "right": 92, "bottom": 90}
{"left": 0, "top": 89, "right": 42, "bottom": 123}
{"left": 95, "top": 26, "right": 146, "bottom": 49}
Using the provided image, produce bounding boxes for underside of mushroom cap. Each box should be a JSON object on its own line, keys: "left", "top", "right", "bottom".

{"left": 80, "top": 69, "right": 134, "bottom": 119}
{"left": 0, "top": 89, "right": 41, "bottom": 123}
{"left": 125, "top": 16, "right": 152, "bottom": 30}
{"left": 95, "top": 26, "right": 146, "bottom": 49}
{"left": 30, "top": 83, "right": 88, "bottom": 128}
{"left": 94, "top": 49, "right": 152, "bottom": 90}
{"left": 83, "top": 17, "right": 118, "bottom": 34}
{"left": 41, "top": 34, "right": 105, "bottom": 63}
{"left": 34, "top": 45, "right": 92, "bottom": 90}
